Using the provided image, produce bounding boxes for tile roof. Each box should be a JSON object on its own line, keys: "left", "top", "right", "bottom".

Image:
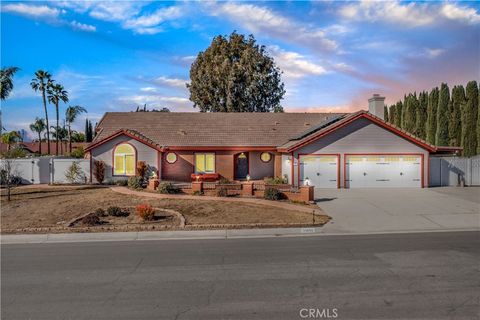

{"left": 93, "top": 112, "right": 345, "bottom": 147}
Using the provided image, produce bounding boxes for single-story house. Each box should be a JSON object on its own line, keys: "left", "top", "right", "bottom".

{"left": 85, "top": 95, "right": 459, "bottom": 188}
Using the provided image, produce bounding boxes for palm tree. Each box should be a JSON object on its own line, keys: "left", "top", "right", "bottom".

{"left": 1, "top": 66, "right": 20, "bottom": 100}
{"left": 65, "top": 105, "right": 87, "bottom": 154}
{"left": 47, "top": 83, "right": 69, "bottom": 156}
{"left": 50, "top": 125, "right": 68, "bottom": 155}
{"left": 31, "top": 70, "right": 53, "bottom": 154}
{"left": 29, "top": 118, "right": 46, "bottom": 154}
{"left": 1, "top": 131, "right": 21, "bottom": 151}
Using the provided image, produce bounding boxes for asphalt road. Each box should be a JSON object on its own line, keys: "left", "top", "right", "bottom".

{"left": 2, "top": 232, "right": 480, "bottom": 320}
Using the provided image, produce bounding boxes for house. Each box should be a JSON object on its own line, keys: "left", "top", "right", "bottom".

{"left": 85, "top": 95, "right": 459, "bottom": 188}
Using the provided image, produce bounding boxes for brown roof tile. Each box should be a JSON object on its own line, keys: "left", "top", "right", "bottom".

{"left": 93, "top": 112, "right": 345, "bottom": 147}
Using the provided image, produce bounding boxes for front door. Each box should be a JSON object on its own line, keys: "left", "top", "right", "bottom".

{"left": 235, "top": 152, "right": 249, "bottom": 180}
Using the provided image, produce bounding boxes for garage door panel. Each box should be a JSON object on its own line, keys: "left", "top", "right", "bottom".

{"left": 346, "top": 155, "right": 422, "bottom": 188}
{"left": 300, "top": 155, "right": 338, "bottom": 188}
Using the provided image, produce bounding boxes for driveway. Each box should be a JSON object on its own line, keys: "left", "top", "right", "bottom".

{"left": 316, "top": 187, "right": 480, "bottom": 233}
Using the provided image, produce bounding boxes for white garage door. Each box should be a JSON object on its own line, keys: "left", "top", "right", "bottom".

{"left": 299, "top": 155, "right": 338, "bottom": 188}
{"left": 345, "top": 155, "right": 422, "bottom": 188}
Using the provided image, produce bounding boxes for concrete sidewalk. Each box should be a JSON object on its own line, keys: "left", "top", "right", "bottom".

{"left": 3, "top": 226, "right": 478, "bottom": 244}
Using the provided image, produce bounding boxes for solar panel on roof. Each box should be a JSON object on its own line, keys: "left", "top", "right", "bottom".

{"left": 290, "top": 114, "right": 346, "bottom": 140}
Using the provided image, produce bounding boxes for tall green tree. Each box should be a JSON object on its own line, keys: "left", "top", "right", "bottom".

{"left": 384, "top": 105, "right": 389, "bottom": 123}
{"left": 1, "top": 66, "right": 19, "bottom": 101}
{"left": 477, "top": 92, "right": 480, "bottom": 155}
{"left": 1, "top": 131, "right": 21, "bottom": 151}
{"left": 31, "top": 70, "right": 53, "bottom": 154}
{"left": 436, "top": 83, "right": 450, "bottom": 146}
{"left": 65, "top": 105, "right": 86, "bottom": 154}
{"left": 29, "top": 118, "right": 46, "bottom": 154}
{"left": 85, "top": 119, "right": 94, "bottom": 142}
{"left": 462, "top": 81, "right": 478, "bottom": 157}
{"left": 415, "top": 91, "right": 428, "bottom": 140}
{"left": 47, "top": 83, "right": 69, "bottom": 156}
{"left": 188, "top": 32, "right": 285, "bottom": 112}
{"left": 449, "top": 85, "right": 465, "bottom": 147}
{"left": 426, "top": 87, "right": 439, "bottom": 145}
{"left": 394, "top": 101, "right": 403, "bottom": 128}
{"left": 388, "top": 104, "right": 396, "bottom": 124}
{"left": 403, "top": 93, "right": 417, "bottom": 133}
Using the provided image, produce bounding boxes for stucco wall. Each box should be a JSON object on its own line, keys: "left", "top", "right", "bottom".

{"left": 248, "top": 151, "right": 274, "bottom": 180}
{"left": 90, "top": 134, "right": 158, "bottom": 182}
{"left": 290, "top": 118, "right": 430, "bottom": 187}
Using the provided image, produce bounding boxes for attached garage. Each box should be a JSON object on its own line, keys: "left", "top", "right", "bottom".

{"left": 345, "top": 154, "right": 423, "bottom": 188}
{"left": 299, "top": 154, "right": 339, "bottom": 188}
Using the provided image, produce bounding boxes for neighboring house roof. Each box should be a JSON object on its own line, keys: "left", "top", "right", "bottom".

{"left": 90, "top": 112, "right": 344, "bottom": 148}
{"left": 0, "top": 142, "right": 87, "bottom": 155}
{"left": 87, "top": 111, "right": 460, "bottom": 154}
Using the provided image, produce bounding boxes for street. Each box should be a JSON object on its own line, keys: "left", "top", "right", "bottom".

{"left": 2, "top": 232, "right": 480, "bottom": 319}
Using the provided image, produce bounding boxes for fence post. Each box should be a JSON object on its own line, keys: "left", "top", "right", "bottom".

{"left": 192, "top": 181, "right": 203, "bottom": 194}
{"left": 242, "top": 182, "right": 254, "bottom": 197}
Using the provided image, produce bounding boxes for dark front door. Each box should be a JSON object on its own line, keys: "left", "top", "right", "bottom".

{"left": 235, "top": 152, "right": 249, "bottom": 180}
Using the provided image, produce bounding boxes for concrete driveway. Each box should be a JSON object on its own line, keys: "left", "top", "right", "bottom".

{"left": 316, "top": 187, "right": 480, "bottom": 233}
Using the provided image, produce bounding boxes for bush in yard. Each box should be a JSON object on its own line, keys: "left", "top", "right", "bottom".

{"left": 192, "top": 190, "right": 203, "bottom": 196}
{"left": 158, "top": 182, "right": 179, "bottom": 194}
{"left": 93, "top": 160, "right": 105, "bottom": 184}
{"left": 128, "top": 176, "right": 143, "bottom": 189}
{"left": 115, "top": 179, "right": 128, "bottom": 186}
{"left": 81, "top": 214, "right": 101, "bottom": 226}
{"left": 218, "top": 177, "right": 231, "bottom": 184}
{"left": 136, "top": 161, "right": 148, "bottom": 179}
{"left": 70, "top": 146, "right": 85, "bottom": 158}
{"left": 136, "top": 204, "right": 155, "bottom": 221}
{"left": 264, "top": 187, "right": 282, "bottom": 200}
{"left": 94, "top": 208, "right": 106, "bottom": 217}
{"left": 216, "top": 186, "right": 228, "bottom": 197}
{"left": 107, "top": 206, "right": 128, "bottom": 217}
{"left": 264, "top": 176, "right": 287, "bottom": 185}
{"left": 64, "top": 161, "right": 85, "bottom": 184}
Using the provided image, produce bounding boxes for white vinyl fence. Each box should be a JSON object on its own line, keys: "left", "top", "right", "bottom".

{"left": 429, "top": 155, "right": 480, "bottom": 187}
{"left": 0, "top": 157, "right": 90, "bottom": 184}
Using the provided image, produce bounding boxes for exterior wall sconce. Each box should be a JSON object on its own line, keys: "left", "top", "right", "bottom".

{"left": 304, "top": 177, "right": 310, "bottom": 186}
{"left": 246, "top": 174, "right": 251, "bottom": 181}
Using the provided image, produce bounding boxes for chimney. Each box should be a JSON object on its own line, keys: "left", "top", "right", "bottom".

{"left": 368, "top": 94, "right": 385, "bottom": 120}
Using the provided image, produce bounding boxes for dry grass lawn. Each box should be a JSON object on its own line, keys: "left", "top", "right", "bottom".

{"left": 1, "top": 185, "right": 328, "bottom": 233}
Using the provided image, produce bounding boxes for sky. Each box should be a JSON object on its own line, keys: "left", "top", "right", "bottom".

{"left": 1, "top": 0, "right": 479, "bottom": 139}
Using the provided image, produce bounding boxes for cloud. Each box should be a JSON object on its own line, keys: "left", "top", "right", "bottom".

{"left": 118, "top": 94, "right": 192, "bottom": 111}
{"left": 267, "top": 46, "right": 327, "bottom": 80}
{"left": 441, "top": 3, "right": 480, "bottom": 25}
{"left": 206, "top": 2, "right": 338, "bottom": 51}
{"left": 140, "top": 87, "right": 157, "bottom": 93}
{"left": 70, "top": 20, "right": 96, "bottom": 32}
{"left": 338, "top": 1, "right": 480, "bottom": 27}
{"left": 2, "top": 3, "right": 62, "bottom": 19}
{"left": 423, "top": 48, "right": 445, "bottom": 58}
{"left": 123, "top": 6, "right": 183, "bottom": 34}
{"left": 154, "top": 76, "right": 188, "bottom": 89}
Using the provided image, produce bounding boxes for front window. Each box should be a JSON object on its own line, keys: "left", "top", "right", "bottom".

{"left": 195, "top": 153, "right": 215, "bottom": 173}
{"left": 114, "top": 143, "right": 135, "bottom": 175}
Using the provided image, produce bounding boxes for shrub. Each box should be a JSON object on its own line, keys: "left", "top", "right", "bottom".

{"left": 115, "top": 179, "right": 128, "bottom": 186}
{"left": 81, "top": 214, "right": 101, "bottom": 226}
{"left": 264, "top": 176, "right": 287, "bottom": 185}
{"left": 107, "top": 206, "right": 129, "bottom": 217}
{"left": 192, "top": 190, "right": 203, "bottom": 196}
{"left": 136, "top": 161, "right": 148, "bottom": 179}
{"left": 128, "top": 176, "right": 143, "bottom": 189}
{"left": 0, "top": 146, "right": 27, "bottom": 159}
{"left": 93, "top": 160, "right": 105, "bottom": 184}
{"left": 0, "top": 169, "right": 21, "bottom": 186}
{"left": 157, "top": 182, "right": 179, "bottom": 194}
{"left": 93, "top": 208, "right": 106, "bottom": 217}
{"left": 70, "top": 146, "right": 85, "bottom": 158}
{"left": 65, "top": 161, "right": 85, "bottom": 184}
{"left": 264, "top": 187, "right": 282, "bottom": 200}
{"left": 136, "top": 204, "right": 155, "bottom": 221}
{"left": 218, "top": 177, "right": 231, "bottom": 184}
{"left": 216, "top": 186, "right": 228, "bottom": 197}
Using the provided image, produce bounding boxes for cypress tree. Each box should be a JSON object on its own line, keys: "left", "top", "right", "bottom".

{"left": 403, "top": 93, "right": 417, "bottom": 134}
{"left": 449, "top": 85, "right": 465, "bottom": 147}
{"left": 435, "top": 83, "right": 450, "bottom": 146}
{"left": 462, "top": 81, "right": 478, "bottom": 157}
{"left": 426, "top": 87, "right": 439, "bottom": 145}
{"left": 389, "top": 104, "right": 396, "bottom": 124}
{"left": 85, "top": 119, "right": 93, "bottom": 142}
{"left": 415, "top": 91, "right": 428, "bottom": 140}
{"left": 384, "top": 105, "right": 389, "bottom": 122}
{"left": 394, "top": 101, "right": 403, "bottom": 128}
{"left": 477, "top": 92, "right": 480, "bottom": 155}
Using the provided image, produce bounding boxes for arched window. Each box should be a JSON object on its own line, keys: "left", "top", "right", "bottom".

{"left": 114, "top": 143, "right": 136, "bottom": 175}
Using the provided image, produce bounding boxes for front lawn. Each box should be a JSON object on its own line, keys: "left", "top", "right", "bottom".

{"left": 1, "top": 186, "right": 329, "bottom": 233}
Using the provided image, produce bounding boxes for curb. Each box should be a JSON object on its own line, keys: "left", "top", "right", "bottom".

{"left": 2, "top": 227, "right": 478, "bottom": 244}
